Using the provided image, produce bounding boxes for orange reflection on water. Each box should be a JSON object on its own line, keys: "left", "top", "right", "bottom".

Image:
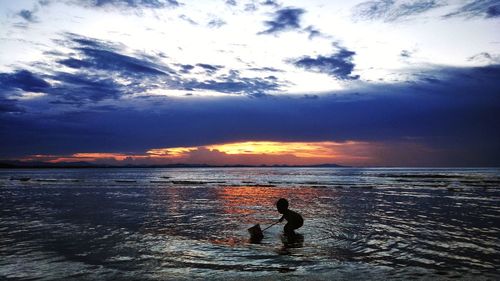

{"left": 216, "top": 184, "right": 341, "bottom": 226}
{"left": 216, "top": 185, "right": 289, "bottom": 217}
{"left": 216, "top": 185, "right": 333, "bottom": 215}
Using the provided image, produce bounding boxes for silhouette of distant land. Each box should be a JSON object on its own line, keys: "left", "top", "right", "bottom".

{"left": 0, "top": 160, "right": 346, "bottom": 169}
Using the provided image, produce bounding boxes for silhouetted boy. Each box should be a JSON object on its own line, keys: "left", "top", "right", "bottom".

{"left": 276, "top": 198, "right": 303, "bottom": 236}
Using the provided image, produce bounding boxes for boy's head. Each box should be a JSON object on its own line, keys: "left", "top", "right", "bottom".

{"left": 276, "top": 198, "right": 288, "bottom": 213}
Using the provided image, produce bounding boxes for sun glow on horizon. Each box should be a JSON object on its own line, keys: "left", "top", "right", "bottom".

{"left": 207, "top": 141, "right": 340, "bottom": 158}
{"left": 147, "top": 141, "right": 369, "bottom": 159}
{"left": 20, "top": 140, "right": 374, "bottom": 165}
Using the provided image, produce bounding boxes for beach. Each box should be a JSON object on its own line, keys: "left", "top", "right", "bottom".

{"left": 1, "top": 167, "right": 499, "bottom": 280}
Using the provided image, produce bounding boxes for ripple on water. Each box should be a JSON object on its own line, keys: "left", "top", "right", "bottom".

{"left": 1, "top": 168, "right": 499, "bottom": 280}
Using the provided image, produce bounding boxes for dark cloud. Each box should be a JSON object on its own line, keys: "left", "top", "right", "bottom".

{"left": 47, "top": 72, "right": 124, "bottom": 104}
{"left": 420, "top": 76, "right": 441, "bottom": 84}
{"left": 259, "top": 7, "right": 305, "bottom": 34}
{"left": 178, "top": 64, "right": 195, "bottom": 73}
{"left": 258, "top": 7, "right": 323, "bottom": 38}
{"left": 65, "top": 35, "right": 171, "bottom": 76}
{"left": 0, "top": 99, "right": 25, "bottom": 114}
{"left": 207, "top": 18, "right": 226, "bottom": 28}
{"left": 261, "top": 0, "right": 279, "bottom": 7}
{"left": 179, "top": 14, "right": 198, "bottom": 25}
{"left": 62, "top": 48, "right": 167, "bottom": 76}
{"left": 0, "top": 34, "right": 286, "bottom": 107}
{"left": 0, "top": 34, "right": 169, "bottom": 105}
{"left": 487, "top": 5, "right": 500, "bottom": 17}
{"left": 244, "top": 2, "right": 257, "bottom": 12}
{"left": 303, "top": 25, "right": 322, "bottom": 39}
{"left": 291, "top": 46, "right": 359, "bottom": 80}
{"left": 44, "top": 34, "right": 170, "bottom": 103}
{"left": 182, "top": 76, "right": 280, "bottom": 97}
{"left": 195, "top": 63, "right": 224, "bottom": 75}
{"left": 58, "top": 35, "right": 282, "bottom": 97}
{"left": 353, "top": 0, "right": 441, "bottom": 22}
{"left": 0, "top": 70, "right": 51, "bottom": 93}
{"left": 78, "top": 0, "right": 180, "bottom": 9}
{"left": 400, "top": 50, "right": 412, "bottom": 58}
{"left": 248, "top": 66, "right": 284, "bottom": 72}
{"left": 0, "top": 69, "right": 123, "bottom": 106}
{"left": 18, "top": 9, "right": 37, "bottom": 22}
{"left": 2, "top": 64, "right": 499, "bottom": 166}
{"left": 225, "top": 0, "right": 237, "bottom": 6}
{"left": 467, "top": 52, "right": 500, "bottom": 64}
{"left": 444, "top": 0, "right": 500, "bottom": 18}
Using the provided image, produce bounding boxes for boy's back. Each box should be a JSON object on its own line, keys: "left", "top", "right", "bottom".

{"left": 276, "top": 198, "right": 303, "bottom": 235}
{"left": 283, "top": 209, "right": 303, "bottom": 226}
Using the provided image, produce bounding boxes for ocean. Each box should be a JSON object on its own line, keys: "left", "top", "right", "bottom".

{"left": 1, "top": 167, "right": 499, "bottom": 280}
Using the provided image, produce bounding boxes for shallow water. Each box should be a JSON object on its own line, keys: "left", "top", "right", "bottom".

{"left": 1, "top": 167, "right": 499, "bottom": 280}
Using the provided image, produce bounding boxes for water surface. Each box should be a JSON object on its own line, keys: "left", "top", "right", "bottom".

{"left": 1, "top": 168, "right": 499, "bottom": 280}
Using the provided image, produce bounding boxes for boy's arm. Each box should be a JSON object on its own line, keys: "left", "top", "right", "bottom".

{"left": 278, "top": 215, "right": 284, "bottom": 222}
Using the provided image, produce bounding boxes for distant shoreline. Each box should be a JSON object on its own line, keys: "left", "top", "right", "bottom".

{"left": 0, "top": 162, "right": 346, "bottom": 169}
{"left": 1, "top": 164, "right": 497, "bottom": 169}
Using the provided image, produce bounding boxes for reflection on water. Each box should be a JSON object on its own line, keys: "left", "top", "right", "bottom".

{"left": 0, "top": 168, "right": 499, "bottom": 280}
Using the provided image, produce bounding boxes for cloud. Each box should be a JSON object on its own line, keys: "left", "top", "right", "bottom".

{"left": 0, "top": 34, "right": 170, "bottom": 105}
{"left": 179, "top": 14, "right": 198, "bottom": 25}
{"left": 291, "top": 45, "right": 359, "bottom": 80}
{"left": 225, "top": 0, "right": 237, "bottom": 6}
{"left": 488, "top": 5, "right": 500, "bottom": 17}
{"left": 30, "top": 141, "right": 378, "bottom": 166}
{"left": 467, "top": 52, "right": 500, "bottom": 64}
{"left": 60, "top": 34, "right": 283, "bottom": 97}
{"left": 244, "top": 2, "right": 258, "bottom": 12}
{"left": 0, "top": 33, "right": 286, "bottom": 107}
{"left": 18, "top": 9, "right": 37, "bottom": 22}
{"left": 20, "top": 140, "right": 457, "bottom": 167}
{"left": 258, "top": 7, "right": 323, "bottom": 38}
{"left": 259, "top": 7, "right": 305, "bottom": 34}
{"left": 14, "top": 1, "right": 48, "bottom": 27}
{"left": 0, "top": 70, "right": 51, "bottom": 93}
{"left": 195, "top": 63, "right": 224, "bottom": 75}
{"left": 2, "top": 64, "right": 499, "bottom": 166}
{"left": 178, "top": 64, "right": 195, "bottom": 73}
{"left": 47, "top": 34, "right": 171, "bottom": 103}
{"left": 48, "top": 72, "right": 124, "bottom": 104}
{"left": 62, "top": 47, "right": 168, "bottom": 76}
{"left": 352, "top": 0, "right": 442, "bottom": 22}
{"left": 247, "top": 66, "right": 284, "bottom": 72}
{"left": 400, "top": 49, "right": 412, "bottom": 58}
{"left": 182, "top": 75, "right": 280, "bottom": 97}
{"left": 207, "top": 18, "right": 226, "bottom": 28}
{"left": 303, "top": 25, "right": 322, "bottom": 39}
{"left": 261, "top": 0, "right": 279, "bottom": 7}
{"left": 76, "top": 0, "right": 180, "bottom": 9}
{"left": 444, "top": 0, "right": 500, "bottom": 18}
{"left": 169, "top": 63, "right": 282, "bottom": 96}
{"left": 0, "top": 99, "right": 25, "bottom": 114}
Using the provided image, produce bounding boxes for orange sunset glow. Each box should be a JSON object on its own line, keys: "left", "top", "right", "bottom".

{"left": 20, "top": 140, "right": 378, "bottom": 165}
{"left": 147, "top": 141, "right": 362, "bottom": 158}
{"left": 20, "top": 140, "right": 440, "bottom": 166}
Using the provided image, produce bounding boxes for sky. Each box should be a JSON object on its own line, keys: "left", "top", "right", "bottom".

{"left": 0, "top": 0, "right": 499, "bottom": 167}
